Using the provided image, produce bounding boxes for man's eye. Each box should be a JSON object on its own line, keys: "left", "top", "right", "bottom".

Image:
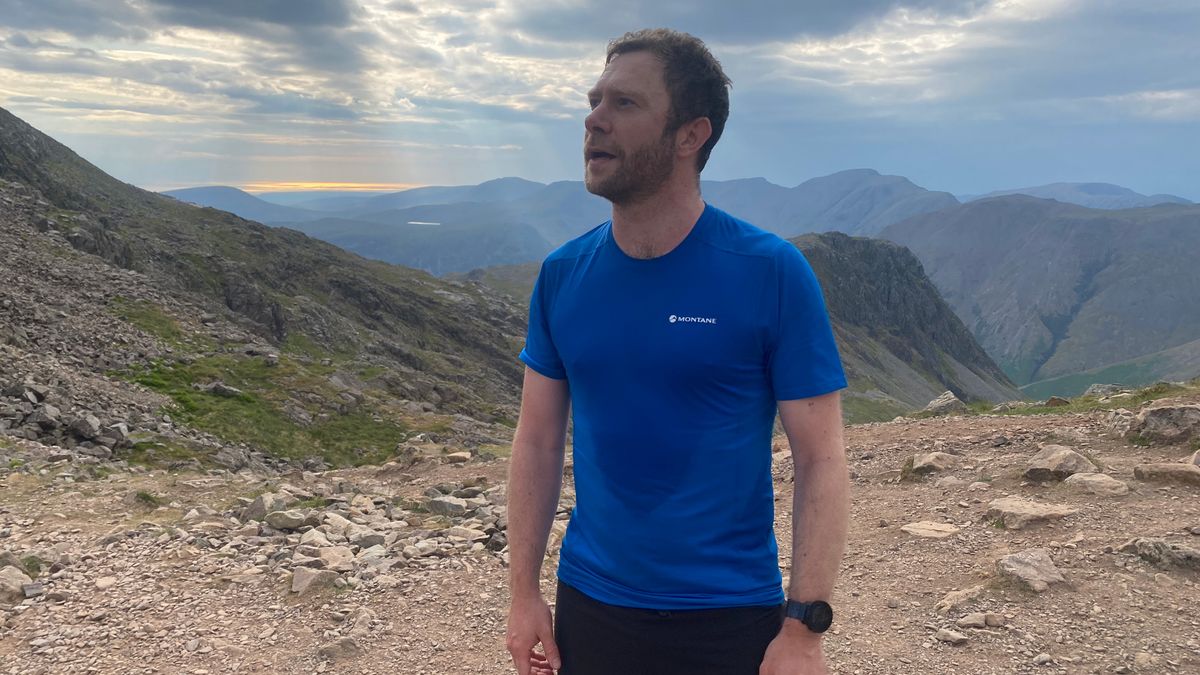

{"left": 618, "top": 98, "right": 634, "bottom": 106}
{"left": 588, "top": 99, "right": 600, "bottom": 110}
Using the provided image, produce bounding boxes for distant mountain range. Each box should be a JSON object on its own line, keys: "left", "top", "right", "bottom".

{"left": 883, "top": 195, "right": 1200, "bottom": 396}
{"left": 962, "top": 182, "right": 1192, "bottom": 209}
{"left": 165, "top": 169, "right": 959, "bottom": 275}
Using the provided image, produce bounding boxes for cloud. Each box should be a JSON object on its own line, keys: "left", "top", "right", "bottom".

{"left": 501, "top": 0, "right": 990, "bottom": 43}
{"left": 0, "top": 0, "right": 149, "bottom": 40}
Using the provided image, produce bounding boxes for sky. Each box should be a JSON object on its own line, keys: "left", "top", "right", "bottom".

{"left": 0, "top": 0, "right": 1197, "bottom": 199}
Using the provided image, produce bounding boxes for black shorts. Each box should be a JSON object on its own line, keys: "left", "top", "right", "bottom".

{"left": 553, "top": 580, "right": 784, "bottom": 675}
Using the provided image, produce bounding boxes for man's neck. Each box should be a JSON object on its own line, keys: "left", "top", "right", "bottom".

{"left": 610, "top": 178, "right": 706, "bottom": 260}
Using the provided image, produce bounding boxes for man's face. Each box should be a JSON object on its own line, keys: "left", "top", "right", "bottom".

{"left": 583, "top": 51, "right": 677, "bottom": 204}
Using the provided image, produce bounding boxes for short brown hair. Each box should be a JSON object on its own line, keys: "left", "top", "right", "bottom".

{"left": 606, "top": 28, "right": 731, "bottom": 173}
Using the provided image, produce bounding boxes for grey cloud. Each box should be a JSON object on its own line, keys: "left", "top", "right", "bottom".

{"left": 507, "top": 0, "right": 989, "bottom": 44}
{"left": 144, "top": 0, "right": 358, "bottom": 30}
{"left": 0, "top": 0, "right": 150, "bottom": 40}
{"left": 386, "top": 1, "right": 421, "bottom": 13}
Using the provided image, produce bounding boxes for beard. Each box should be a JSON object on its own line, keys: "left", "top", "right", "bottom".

{"left": 585, "top": 131, "right": 675, "bottom": 205}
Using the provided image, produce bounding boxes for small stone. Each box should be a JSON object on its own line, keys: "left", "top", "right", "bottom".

{"left": 1024, "top": 445, "right": 1096, "bottom": 482}
{"left": 983, "top": 612, "right": 1005, "bottom": 627}
{"left": 1033, "top": 652, "right": 1053, "bottom": 665}
{"left": 0, "top": 566, "right": 34, "bottom": 603}
{"left": 427, "top": 496, "right": 469, "bottom": 517}
{"left": 94, "top": 576, "right": 118, "bottom": 591}
{"left": 317, "top": 636, "right": 362, "bottom": 661}
{"left": 935, "top": 628, "right": 968, "bottom": 645}
{"left": 1133, "top": 652, "right": 1156, "bottom": 669}
{"left": 911, "top": 452, "right": 960, "bottom": 475}
{"left": 442, "top": 452, "right": 472, "bottom": 464}
{"left": 955, "top": 613, "right": 987, "bottom": 628}
{"left": 935, "top": 585, "right": 985, "bottom": 615}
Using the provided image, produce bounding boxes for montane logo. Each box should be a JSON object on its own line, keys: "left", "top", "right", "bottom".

{"left": 669, "top": 314, "right": 717, "bottom": 324}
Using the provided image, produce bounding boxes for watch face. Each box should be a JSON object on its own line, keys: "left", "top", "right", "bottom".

{"left": 808, "top": 602, "right": 833, "bottom": 632}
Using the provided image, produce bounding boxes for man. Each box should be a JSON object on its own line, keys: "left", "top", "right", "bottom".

{"left": 505, "top": 28, "right": 849, "bottom": 675}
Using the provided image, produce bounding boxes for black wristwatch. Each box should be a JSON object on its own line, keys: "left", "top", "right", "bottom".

{"left": 784, "top": 600, "right": 833, "bottom": 633}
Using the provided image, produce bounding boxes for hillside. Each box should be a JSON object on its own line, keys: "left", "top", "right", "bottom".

{"left": 0, "top": 105, "right": 526, "bottom": 468}
{"left": 882, "top": 196, "right": 1200, "bottom": 392}
{"left": 162, "top": 186, "right": 327, "bottom": 224}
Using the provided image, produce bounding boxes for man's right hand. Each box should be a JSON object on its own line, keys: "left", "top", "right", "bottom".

{"left": 506, "top": 595, "right": 562, "bottom": 675}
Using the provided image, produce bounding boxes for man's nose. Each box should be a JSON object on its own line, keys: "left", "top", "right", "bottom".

{"left": 584, "top": 103, "right": 610, "bottom": 134}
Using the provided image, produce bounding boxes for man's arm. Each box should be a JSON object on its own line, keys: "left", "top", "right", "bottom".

{"left": 505, "top": 367, "right": 570, "bottom": 675}
{"left": 760, "top": 391, "right": 848, "bottom": 674}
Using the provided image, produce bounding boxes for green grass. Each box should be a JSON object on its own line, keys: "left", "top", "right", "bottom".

{"left": 134, "top": 490, "right": 161, "bottom": 507}
{"left": 110, "top": 297, "right": 186, "bottom": 345}
{"left": 21, "top": 556, "right": 43, "bottom": 579}
{"left": 292, "top": 497, "right": 330, "bottom": 509}
{"left": 843, "top": 394, "right": 908, "bottom": 424}
{"left": 121, "top": 353, "right": 408, "bottom": 467}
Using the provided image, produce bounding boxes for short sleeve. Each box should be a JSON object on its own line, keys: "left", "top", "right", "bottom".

{"left": 767, "top": 242, "right": 847, "bottom": 400}
{"left": 519, "top": 261, "right": 567, "bottom": 380}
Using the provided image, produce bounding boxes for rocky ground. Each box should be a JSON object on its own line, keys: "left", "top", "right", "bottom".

{"left": 2, "top": 394, "right": 1199, "bottom": 674}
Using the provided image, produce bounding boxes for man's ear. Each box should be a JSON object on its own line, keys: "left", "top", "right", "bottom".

{"left": 675, "top": 117, "right": 713, "bottom": 160}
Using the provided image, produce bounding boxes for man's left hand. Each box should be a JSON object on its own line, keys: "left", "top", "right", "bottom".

{"left": 759, "top": 620, "right": 829, "bottom": 675}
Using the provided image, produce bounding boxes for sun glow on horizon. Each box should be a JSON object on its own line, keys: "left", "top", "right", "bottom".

{"left": 239, "top": 181, "right": 424, "bottom": 193}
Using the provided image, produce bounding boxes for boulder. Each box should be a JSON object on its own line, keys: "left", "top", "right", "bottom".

{"left": 291, "top": 568, "right": 340, "bottom": 595}
{"left": 0, "top": 566, "right": 33, "bottom": 604}
{"left": 923, "top": 391, "right": 967, "bottom": 416}
{"left": 996, "top": 548, "right": 1067, "bottom": 592}
{"left": 1023, "top": 445, "right": 1096, "bottom": 481}
{"left": 1133, "top": 463, "right": 1200, "bottom": 487}
{"left": 317, "top": 636, "right": 363, "bottom": 661}
{"left": 264, "top": 510, "right": 307, "bottom": 531}
{"left": 243, "top": 492, "right": 290, "bottom": 522}
{"left": 345, "top": 524, "right": 384, "bottom": 548}
{"left": 911, "top": 452, "right": 959, "bottom": 476}
{"left": 1118, "top": 538, "right": 1200, "bottom": 571}
{"left": 442, "top": 451, "right": 472, "bottom": 464}
{"left": 1129, "top": 404, "right": 1200, "bottom": 444}
{"left": 935, "top": 628, "right": 968, "bottom": 645}
{"left": 427, "top": 495, "right": 469, "bottom": 517}
{"left": 1061, "top": 472, "right": 1129, "bottom": 496}
{"left": 67, "top": 414, "right": 102, "bottom": 440}
{"left": 986, "top": 497, "right": 1078, "bottom": 529}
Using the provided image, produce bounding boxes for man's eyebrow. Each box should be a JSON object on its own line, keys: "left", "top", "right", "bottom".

{"left": 587, "top": 86, "right": 642, "bottom": 101}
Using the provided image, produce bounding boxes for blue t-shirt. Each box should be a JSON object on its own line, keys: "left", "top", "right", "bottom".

{"left": 520, "top": 203, "right": 846, "bottom": 610}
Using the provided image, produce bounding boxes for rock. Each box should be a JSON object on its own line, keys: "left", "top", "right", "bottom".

{"left": 291, "top": 568, "right": 340, "bottom": 595}
{"left": 1033, "top": 652, "right": 1053, "bottom": 665}
{"left": 300, "top": 529, "right": 331, "bottom": 547}
{"left": 345, "top": 524, "right": 384, "bottom": 548}
{"left": 984, "top": 613, "right": 1005, "bottom": 627}
{"left": 935, "top": 628, "right": 969, "bottom": 645}
{"left": 0, "top": 566, "right": 33, "bottom": 603}
{"left": 1133, "top": 463, "right": 1200, "bottom": 486}
{"left": 986, "top": 497, "right": 1078, "bottom": 529}
{"left": 203, "top": 381, "right": 244, "bottom": 398}
{"left": 243, "top": 492, "right": 290, "bottom": 522}
{"left": 1118, "top": 538, "right": 1200, "bottom": 570}
{"left": 1190, "top": 449, "right": 1200, "bottom": 466}
{"left": 1104, "top": 409, "right": 1137, "bottom": 436}
{"left": 996, "top": 548, "right": 1067, "bottom": 592}
{"left": 446, "top": 526, "right": 489, "bottom": 542}
{"left": 1084, "top": 383, "right": 1125, "bottom": 398}
{"left": 1061, "top": 472, "right": 1129, "bottom": 496}
{"left": 924, "top": 391, "right": 967, "bottom": 416}
{"left": 94, "top": 576, "right": 118, "bottom": 591}
{"left": 427, "top": 495, "right": 469, "bottom": 517}
{"left": 900, "top": 521, "right": 960, "bottom": 539}
{"left": 264, "top": 510, "right": 307, "bottom": 531}
{"left": 1044, "top": 396, "right": 1071, "bottom": 407}
{"left": 317, "top": 546, "right": 355, "bottom": 572}
{"left": 68, "top": 414, "right": 102, "bottom": 439}
{"left": 442, "top": 451, "right": 472, "bottom": 464}
{"left": 1024, "top": 445, "right": 1096, "bottom": 481}
{"left": 955, "top": 613, "right": 987, "bottom": 628}
{"left": 935, "top": 585, "right": 984, "bottom": 615}
{"left": 1129, "top": 404, "right": 1200, "bottom": 444}
{"left": 317, "top": 636, "right": 363, "bottom": 661}
{"left": 1133, "top": 652, "right": 1157, "bottom": 669}
{"left": 911, "top": 452, "right": 959, "bottom": 475}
